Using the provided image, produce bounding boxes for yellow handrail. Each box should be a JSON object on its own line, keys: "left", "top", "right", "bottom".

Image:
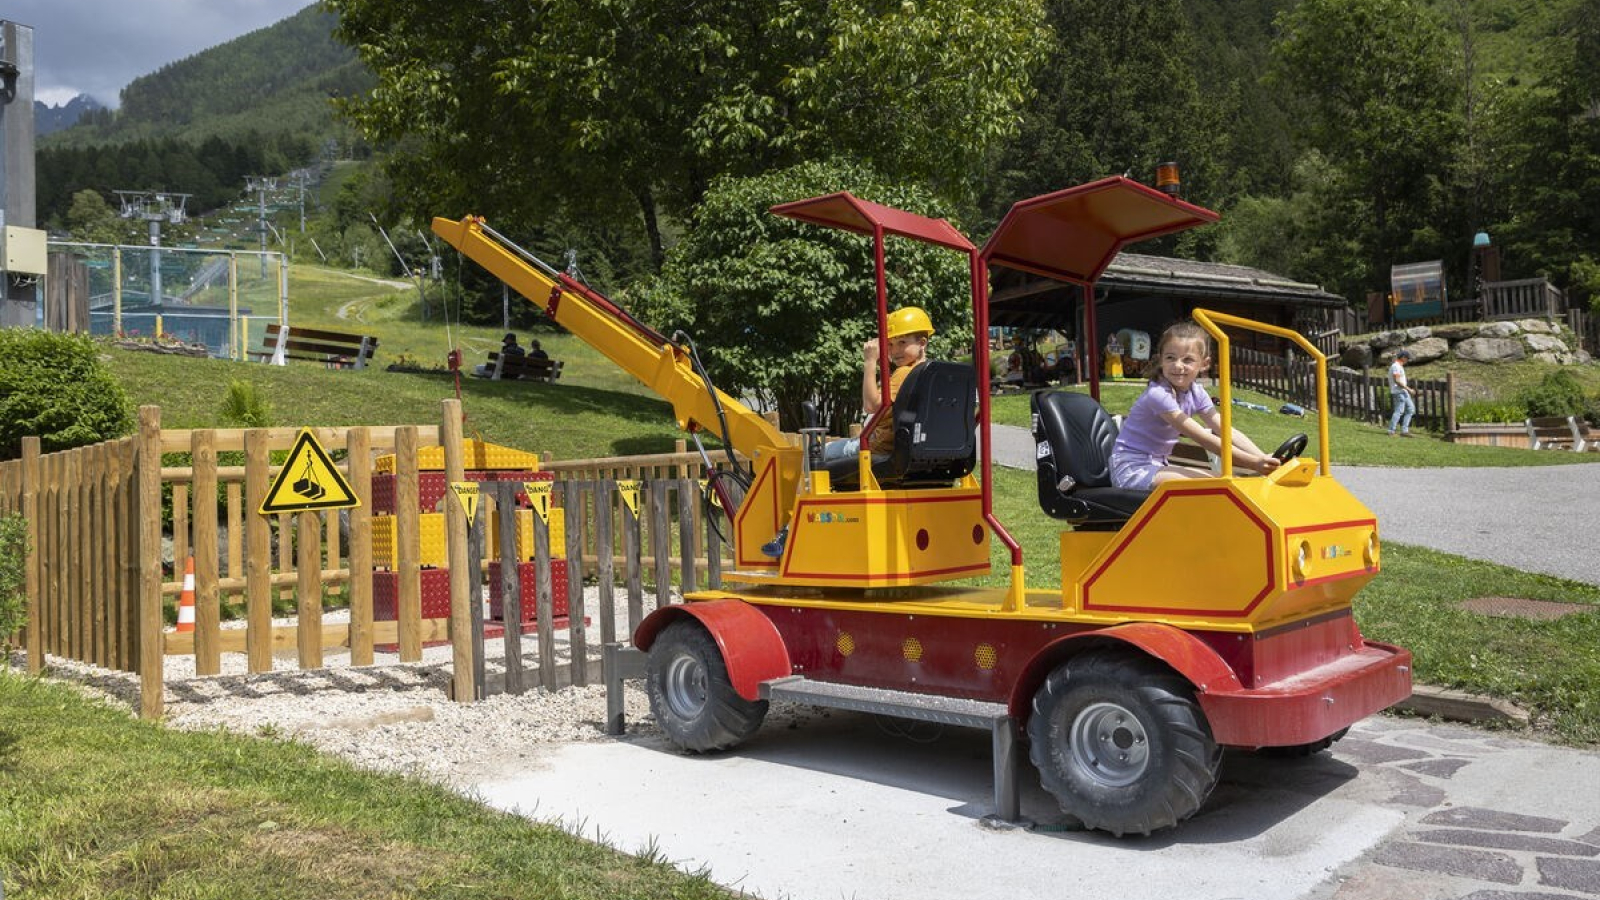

{"left": 1189, "top": 309, "right": 1330, "bottom": 478}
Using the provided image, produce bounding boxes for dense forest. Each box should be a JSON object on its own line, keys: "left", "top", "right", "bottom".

{"left": 35, "top": 0, "right": 1600, "bottom": 322}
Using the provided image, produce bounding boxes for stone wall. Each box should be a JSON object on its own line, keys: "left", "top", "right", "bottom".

{"left": 1338, "top": 319, "right": 1592, "bottom": 369}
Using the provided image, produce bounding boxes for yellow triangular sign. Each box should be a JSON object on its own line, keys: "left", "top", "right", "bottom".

{"left": 260, "top": 430, "right": 360, "bottom": 514}
{"left": 449, "top": 481, "right": 481, "bottom": 523}
{"left": 617, "top": 479, "right": 640, "bottom": 517}
{"left": 524, "top": 481, "right": 552, "bottom": 524}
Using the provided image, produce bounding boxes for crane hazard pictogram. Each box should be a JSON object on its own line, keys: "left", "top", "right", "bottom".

{"left": 259, "top": 430, "right": 361, "bottom": 514}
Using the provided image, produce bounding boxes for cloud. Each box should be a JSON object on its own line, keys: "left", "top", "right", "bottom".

{"left": 9, "top": 0, "right": 312, "bottom": 108}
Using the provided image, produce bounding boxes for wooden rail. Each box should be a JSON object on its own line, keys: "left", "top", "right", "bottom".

{"left": 1230, "top": 345, "right": 1456, "bottom": 432}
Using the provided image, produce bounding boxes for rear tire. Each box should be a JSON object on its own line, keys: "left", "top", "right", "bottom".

{"left": 1027, "top": 652, "right": 1221, "bottom": 836}
{"left": 646, "top": 620, "right": 767, "bottom": 752}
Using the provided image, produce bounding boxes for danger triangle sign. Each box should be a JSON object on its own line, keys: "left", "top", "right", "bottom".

{"left": 260, "top": 430, "right": 361, "bottom": 514}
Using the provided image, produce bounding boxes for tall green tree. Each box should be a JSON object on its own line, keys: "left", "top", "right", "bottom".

{"left": 1271, "top": 0, "right": 1464, "bottom": 299}
{"left": 630, "top": 160, "right": 970, "bottom": 433}
{"left": 325, "top": 0, "right": 1047, "bottom": 268}
{"left": 987, "top": 0, "right": 1224, "bottom": 223}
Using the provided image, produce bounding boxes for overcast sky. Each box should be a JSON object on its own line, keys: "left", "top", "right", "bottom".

{"left": 7, "top": 0, "right": 314, "bottom": 108}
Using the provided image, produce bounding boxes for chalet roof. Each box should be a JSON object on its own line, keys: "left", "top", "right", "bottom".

{"left": 1100, "top": 252, "right": 1343, "bottom": 305}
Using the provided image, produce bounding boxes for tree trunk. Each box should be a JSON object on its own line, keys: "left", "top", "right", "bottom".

{"left": 634, "top": 185, "right": 664, "bottom": 270}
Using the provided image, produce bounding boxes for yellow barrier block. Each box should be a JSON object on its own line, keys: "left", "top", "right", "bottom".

{"left": 375, "top": 440, "right": 543, "bottom": 473}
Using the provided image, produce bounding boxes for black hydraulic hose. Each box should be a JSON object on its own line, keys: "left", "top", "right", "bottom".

{"left": 672, "top": 330, "right": 744, "bottom": 478}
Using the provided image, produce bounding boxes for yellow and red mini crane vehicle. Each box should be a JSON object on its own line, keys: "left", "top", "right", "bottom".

{"left": 433, "top": 176, "right": 1412, "bottom": 836}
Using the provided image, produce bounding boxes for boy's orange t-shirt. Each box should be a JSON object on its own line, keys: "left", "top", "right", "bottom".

{"left": 867, "top": 358, "right": 923, "bottom": 454}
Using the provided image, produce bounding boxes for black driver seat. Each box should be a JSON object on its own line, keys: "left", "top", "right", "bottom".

{"left": 1031, "top": 391, "right": 1150, "bottom": 530}
{"left": 827, "top": 360, "right": 976, "bottom": 490}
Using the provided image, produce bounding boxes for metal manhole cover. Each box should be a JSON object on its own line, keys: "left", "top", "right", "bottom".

{"left": 1458, "top": 597, "right": 1589, "bottom": 620}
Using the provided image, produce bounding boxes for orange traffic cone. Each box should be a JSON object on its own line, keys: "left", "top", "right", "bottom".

{"left": 175, "top": 554, "right": 196, "bottom": 633}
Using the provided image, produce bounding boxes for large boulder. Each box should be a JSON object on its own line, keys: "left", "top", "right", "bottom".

{"left": 1455, "top": 336, "right": 1526, "bottom": 362}
{"left": 1405, "top": 325, "right": 1433, "bottom": 341}
{"left": 1478, "top": 321, "right": 1521, "bottom": 338}
{"left": 1517, "top": 318, "right": 1555, "bottom": 334}
{"left": 1340, "top": 343, "right": 1374, "bottom": 369}
{"left": 1403, "top": 336, "right": 1450, "bottom": 364}
{"left": 1525, "top": 333, "right": 1570, "bottom": 354}
{"left": 1369, "top": 330, "right": 1406, "bottom": 350}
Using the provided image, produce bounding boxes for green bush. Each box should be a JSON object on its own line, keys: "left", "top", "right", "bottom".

{"left": 1516, "top": 369, "right": 1589, "bottom": 419}
{"left": 1456, "top": 400, "right": 1527, "bottom": 424}
{"left": 0, "top": 514, "right": 27, "bottom": 650}
{"left": 0, "top": 330, "right": 134, "bottom": 460}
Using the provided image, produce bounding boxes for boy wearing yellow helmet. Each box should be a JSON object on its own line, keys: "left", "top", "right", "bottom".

{"left": 763, "top": 306, "right": 933, "bottom": 557}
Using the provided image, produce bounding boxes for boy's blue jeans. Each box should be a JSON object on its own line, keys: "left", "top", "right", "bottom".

{"left": 1389, "top": 391, "right": 1416, "bottom": 434}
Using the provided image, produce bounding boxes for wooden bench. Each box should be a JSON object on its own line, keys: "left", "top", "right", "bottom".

{"left": 251, "top": 323, "right": 379, "bottom": 370}
{"left": 1525, "top": 415, "right": 1592, "bottom": 451}
{"left": 477, "top": 351, "right": 563, "bottom": 382}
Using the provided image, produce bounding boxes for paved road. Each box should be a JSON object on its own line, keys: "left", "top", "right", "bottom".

{"left": 990, "top": 424, "right": 1600, "bottom": 587}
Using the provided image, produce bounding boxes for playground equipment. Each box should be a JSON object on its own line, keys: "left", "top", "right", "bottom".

{"left": 431, "top": 176, "right": 1411, "bottom": 836}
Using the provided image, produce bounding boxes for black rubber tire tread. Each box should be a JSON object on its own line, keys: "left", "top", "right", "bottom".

{"left": 646, "top": 619, "right": 767, "bottom": 753}
{"left": 1256, "top": 726, "right": 1350, "bottom": 758}
{"left": 1027, "top": 651, "right": 1222, "bottom": 837}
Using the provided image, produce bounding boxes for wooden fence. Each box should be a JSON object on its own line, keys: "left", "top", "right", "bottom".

{"left": 2, "top": 401, "right": 738, "bottom": 717}
{"left": 1230, "top": 345, "right": 1457, "bottom": 432}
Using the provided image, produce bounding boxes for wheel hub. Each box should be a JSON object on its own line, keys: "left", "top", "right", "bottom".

{"left": 1069, "top": 701, "right": 1150, "bottom": 787}
{"left": 663, "top": 652, "right": 709, "bottom": 719}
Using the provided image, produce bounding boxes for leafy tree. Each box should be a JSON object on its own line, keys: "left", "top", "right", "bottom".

{"left": 1271, "top": 0, "right": 1464, "bottom": 299}
{"left": 64, "top": 189, "right": 126, "bottom": 244}
{"left": 326, "top": 0, "right": 1046, "bottom": 267}
{"left": 630, "top": 160, "right": 971, "bottom": 433}
{"left": 0, "top": 331, "right": 134, "bottom": 460}
{"left": 988, "top": 0, "right": 1224, "bottom": 223}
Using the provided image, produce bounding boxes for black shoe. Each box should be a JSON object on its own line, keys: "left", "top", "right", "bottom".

{"left": 761, "top": 526, "right": 788, "bottom": 559}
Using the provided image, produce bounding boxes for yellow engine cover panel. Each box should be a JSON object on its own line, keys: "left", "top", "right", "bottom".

{"left": 1082, "top": 484, "right": 1275, "bottom": 620}
{"left": 776, "top": 487, "right": 990, "bottom": 588}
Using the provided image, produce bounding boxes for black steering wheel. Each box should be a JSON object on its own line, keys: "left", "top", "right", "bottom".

{"left": 1271, "top": 432, "right": 1309, "bottom": 463}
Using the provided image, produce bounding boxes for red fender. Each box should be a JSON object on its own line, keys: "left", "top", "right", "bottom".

{"left": 1008, "top": 622, "right": 1244, "bottom": 722}
{"left": 634, "top": 599, "right": 792, "bottom": 702}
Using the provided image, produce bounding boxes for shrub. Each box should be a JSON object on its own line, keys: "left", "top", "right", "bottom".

{"left": 0, "top": 330, "right": 134, "bottom": 460}
{"left": 0, "top": 514, "right": 27, "bottom": 651}
{"left": 1455, "top": 400, "right": 1526, "bottom": 424}
{"left": 219, "top": 379, "right": 272, "bottom": 428}
{"left": 1516, "top": 370, "right": 1588, "bottom": 419}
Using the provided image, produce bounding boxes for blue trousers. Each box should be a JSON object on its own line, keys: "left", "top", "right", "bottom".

{"left": 1389, "top": 391, "right": 1416, "bottom": 434}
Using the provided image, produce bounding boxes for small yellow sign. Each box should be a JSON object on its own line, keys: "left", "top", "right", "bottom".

{"left": 524, "top": 481, "right": 553, "bottom": 524}
{"left": 260, "top": 430, "right": 360, "bottom": 514}
{"left": 617, "top": 480, "right": 640, "bottom": 517}
{"left": 449, "top": 481, "right": 481, "bottom": 523}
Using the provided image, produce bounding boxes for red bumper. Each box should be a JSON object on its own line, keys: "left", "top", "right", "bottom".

{"left": 1199, "top": 640, "right": 1412, "bottom": 747}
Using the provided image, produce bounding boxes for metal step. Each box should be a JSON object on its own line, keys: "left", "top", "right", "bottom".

{"left": 762, "top": 676, "right": 1009, "bottom": 730}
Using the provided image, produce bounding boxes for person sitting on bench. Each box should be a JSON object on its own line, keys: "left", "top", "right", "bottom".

{"left": 474, "top": 332, "right": 525, "bottom": 377}
{"left": 527, "top": 339, "right": 549, "bottom": 362}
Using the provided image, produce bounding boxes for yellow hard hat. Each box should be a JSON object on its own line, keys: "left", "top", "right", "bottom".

{"left": 885, "top": 306, "right": 934, "bottom": 340}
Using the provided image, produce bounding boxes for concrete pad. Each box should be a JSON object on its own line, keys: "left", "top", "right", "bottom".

{"left": 474, "top": 711, "right": 1404, "bottom": 900}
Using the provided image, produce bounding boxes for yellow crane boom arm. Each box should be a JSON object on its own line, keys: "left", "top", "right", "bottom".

{"left": 431, "top": 215, "right": 788, "bottom": 458}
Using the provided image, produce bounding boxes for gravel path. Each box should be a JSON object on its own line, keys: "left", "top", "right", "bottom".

{"left": 20, "top": 587, "right": 669, "bottom": 787}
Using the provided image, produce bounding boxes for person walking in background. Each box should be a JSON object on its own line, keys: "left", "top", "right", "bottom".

{"left": 1388, "top": 348, "right": 1416, "bottom": 437}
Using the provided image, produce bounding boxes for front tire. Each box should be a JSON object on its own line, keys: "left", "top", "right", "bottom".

{"left": 1027, "top": 652, "right": 1221, "bottom": 836}
{"left": 646, "top": 620, "right": 767, "bottom": 752}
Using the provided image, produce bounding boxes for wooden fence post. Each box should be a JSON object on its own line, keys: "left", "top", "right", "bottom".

{"left": 563, "top": 480, "right": 588, "bottom": 687}
{"left": 137, "top": 406, "right": 164, "bottom": 720}
{"left": 532, "top": 489, "right": 556, "bottom": 690}
{"left": 192, "top": 430, "right": 221, "bottom": 675}
{"left": 244, "top": 429, "right": 273, "bottom": 672}
{"left": 651, "top": 479, "right": 671, "bottom": 607}
{"left": 441, "top": 400, "right": 475, "bottom": 703}
{"left": 496, "top": 483, "right": 524, "bottom": 696}
{"left": 677, "top": 478, "right": 696, "bottom": 594}
{"left": 395, "top": 426, "right": 422, "bottom": 662}
{"left": 595, "top": 480, "right": 616, "bottom": 647}
{"left": 622, "top": 480, "right": 644, "bottom": 632}
{"left": 347, "top": 428, "right": 374, "bottom": 667}
{"left": 21, "top": 437, "right": 41, "bottom": 674}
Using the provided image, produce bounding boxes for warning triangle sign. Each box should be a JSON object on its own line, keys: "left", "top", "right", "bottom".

{"left": 260, "top": 430, "right": 361, "bottom": 514}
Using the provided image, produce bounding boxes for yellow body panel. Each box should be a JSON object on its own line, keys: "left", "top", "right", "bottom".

{"left": 1059, "top": 462, "right": 1378, "bottom": 632}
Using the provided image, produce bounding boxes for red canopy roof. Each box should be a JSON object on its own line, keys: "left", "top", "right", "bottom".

{"left": 981, "top": 176, "right": 1218, "bottom": 284}
{"left": 770, "top": 192, "right": 975, "bottom": 253}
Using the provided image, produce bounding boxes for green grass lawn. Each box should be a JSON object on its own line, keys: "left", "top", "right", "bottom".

{"left": 0, "top": 674, "right": 731, "bottom": 900}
